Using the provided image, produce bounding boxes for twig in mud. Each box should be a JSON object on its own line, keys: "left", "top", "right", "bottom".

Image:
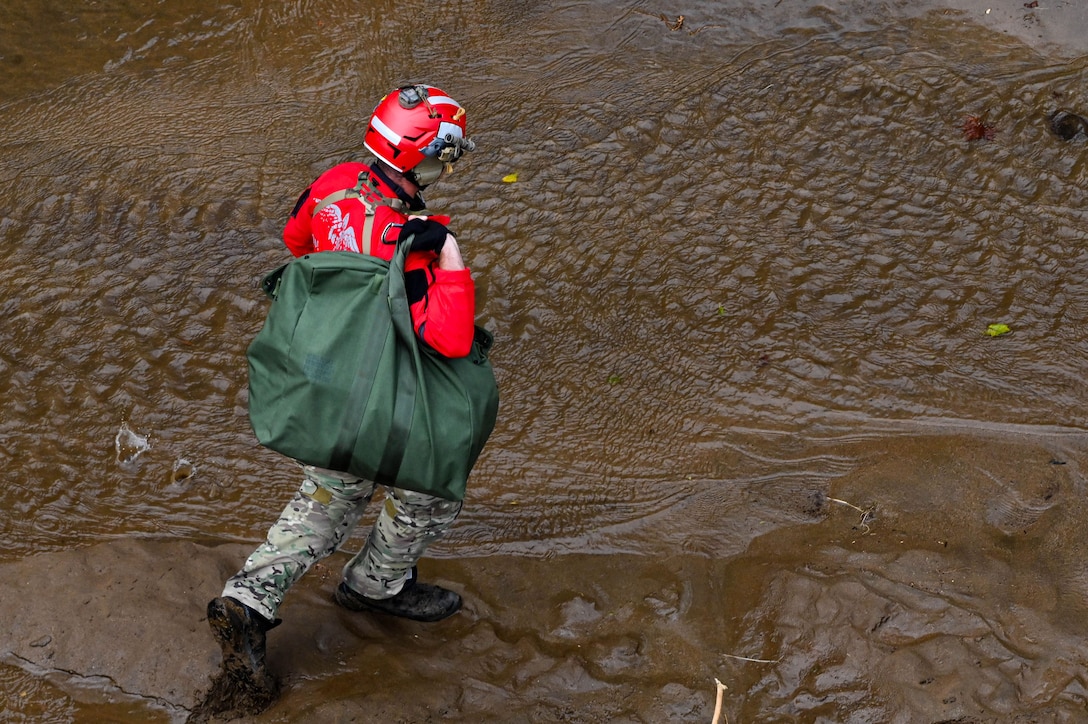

{"left": 827, "top": 496, "right": 865, "bottom": 513}
{"left": 721, "top": 652, "right": 779, "bottom": 664}
{"left": 828, "top": 496, "right": 876, "bottom": 533}
{"left": 711, "top": 678, "right": 729, "bottom": 724}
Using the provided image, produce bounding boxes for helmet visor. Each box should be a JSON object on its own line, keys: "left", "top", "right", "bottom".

{"left": 411, "top": 156, "right": 448, "bottom": 187}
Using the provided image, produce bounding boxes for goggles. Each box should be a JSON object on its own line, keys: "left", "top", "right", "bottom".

{"left": 424, "top": 125, "right": 476, "bottom": 164}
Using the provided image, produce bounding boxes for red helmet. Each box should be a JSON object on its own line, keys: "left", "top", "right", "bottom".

{"left": 364, "top": 84, "right": 474, "bottom": 187}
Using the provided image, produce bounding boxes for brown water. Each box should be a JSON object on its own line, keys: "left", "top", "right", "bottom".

{"left": 3, "top": 0, "right": 1088, "bottom": 721}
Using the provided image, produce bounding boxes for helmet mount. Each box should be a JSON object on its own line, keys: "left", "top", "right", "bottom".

{"left": 398, "top": 85, "right": 437, "bottom": 117}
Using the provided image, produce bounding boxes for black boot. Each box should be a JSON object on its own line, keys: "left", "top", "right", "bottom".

{"left": 334, "top": 567, "right": 462, "bottom": 622}
{"left": 206, "top": 597, "right": 278, "bottom": 700}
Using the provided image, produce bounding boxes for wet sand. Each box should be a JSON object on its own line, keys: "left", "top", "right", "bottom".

{"left": 4, "top": 430, "right": 1087, "bottom": 722}
{"left": 922, "top": 0, "right": 1088, "bottom": 55}
{"left": 868, "top": 0, "right": 1088, "bottom": 56}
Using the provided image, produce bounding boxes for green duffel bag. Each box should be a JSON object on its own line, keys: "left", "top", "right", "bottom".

{"left": 246, "top": 241, "right": 499, "bottom": 502}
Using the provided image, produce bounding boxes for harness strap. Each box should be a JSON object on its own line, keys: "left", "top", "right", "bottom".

{"left": 311, "top": 171, "right": 409, "bottom": 255}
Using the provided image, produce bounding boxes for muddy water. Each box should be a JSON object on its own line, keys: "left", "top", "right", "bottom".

{"left": 3, "top": 0, "right": 1088, "bottom": 721}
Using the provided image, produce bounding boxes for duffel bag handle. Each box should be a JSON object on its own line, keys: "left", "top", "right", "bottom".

{"left": 385, "top": 236, "right": 417, "bottom": 348}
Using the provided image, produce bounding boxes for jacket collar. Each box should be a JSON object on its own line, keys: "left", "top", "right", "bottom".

{"left": 370, "top": 163, "right": 426, "bottom": 212}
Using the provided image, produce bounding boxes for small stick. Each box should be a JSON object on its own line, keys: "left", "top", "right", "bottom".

{"left": 720, "top": 652, "right": 779, "bottom": 664}
{"left": 827, "top": 497, "right": 866, "bottom": 513}
{"left": 711, "top": 678, "right": 729, "bottom": 724}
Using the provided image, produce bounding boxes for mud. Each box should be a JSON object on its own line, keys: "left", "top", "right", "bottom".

{"left": 2, "top": 0, "right": 1088, "bottom": 722}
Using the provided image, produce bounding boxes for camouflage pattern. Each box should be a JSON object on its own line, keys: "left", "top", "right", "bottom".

{"left": 222, "top": 464, "right": 462, "bottom": 622}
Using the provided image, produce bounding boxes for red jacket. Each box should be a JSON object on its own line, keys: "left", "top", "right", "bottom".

{"left": 283, "top": 162, "right": 476, "bottom": 358}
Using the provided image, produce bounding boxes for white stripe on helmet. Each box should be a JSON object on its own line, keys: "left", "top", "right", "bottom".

{"left": 371, "top": 114, "right": 401, "bottom": 144}
{"left": 427, "top": 94, "right": 460, "bottom": 108}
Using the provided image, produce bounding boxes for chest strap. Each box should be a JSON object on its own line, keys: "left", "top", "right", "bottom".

{"left": 311, "top": 171, "right": 409, "bottom": 256}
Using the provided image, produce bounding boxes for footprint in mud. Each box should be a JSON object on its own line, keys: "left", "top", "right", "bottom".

{"left": 984, "top": 477, "right": 1060, "bottom": 535}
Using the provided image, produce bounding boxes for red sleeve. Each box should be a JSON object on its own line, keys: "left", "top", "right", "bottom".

{"left": 409, "top": 263, "right": 476, "bottom": 358}
{"left": 283, "top": 189, "right": 316, "bottom": 257}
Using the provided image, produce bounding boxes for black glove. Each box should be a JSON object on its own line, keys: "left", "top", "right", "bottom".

{"left": 398, "top": 218, "right": 449, "bottom": 254}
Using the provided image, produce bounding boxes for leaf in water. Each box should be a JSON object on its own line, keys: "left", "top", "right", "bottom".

{"left": 502, "top": 173, "right": 518, "bottom": 183}
{"left": 985, "top": 323, "right": 1011, "bottom": 337}
{"left": 608, "top": 374, "right": 623, "bottom": 386}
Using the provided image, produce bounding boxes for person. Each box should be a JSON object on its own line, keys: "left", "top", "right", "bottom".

{"left": 205, "top": 84, "right": 478, "bottom": 708}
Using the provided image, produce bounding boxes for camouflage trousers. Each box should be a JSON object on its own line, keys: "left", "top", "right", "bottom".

{"left": 221, "top": 464, "right": 462, "bottom": 623}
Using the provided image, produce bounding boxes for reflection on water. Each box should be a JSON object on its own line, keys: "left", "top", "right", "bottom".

{"left": 1, "top": 0, "right": 1088, "bottom": 720}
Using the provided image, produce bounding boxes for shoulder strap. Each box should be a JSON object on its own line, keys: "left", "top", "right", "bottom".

{"left": 310, "top": 171, "right": 409, "bottom": 256}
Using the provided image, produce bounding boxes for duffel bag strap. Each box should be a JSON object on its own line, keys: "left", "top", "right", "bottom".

{"left": 373, "top": 238, "right": 418, "bottom": 484}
